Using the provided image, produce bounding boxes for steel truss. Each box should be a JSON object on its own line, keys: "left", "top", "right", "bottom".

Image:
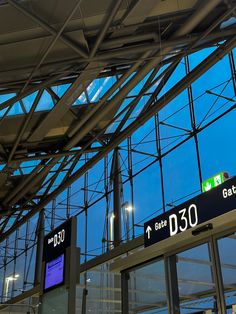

{"left": 0, "top": 0, "right": 236, "bottom": 303}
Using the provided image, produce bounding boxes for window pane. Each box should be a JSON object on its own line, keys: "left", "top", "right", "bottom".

{"left": 128, "top": 259, "right": 168, "bottom": 313}
{"left": 177, "top": 243, "right": 217, "bottom": 313}
{"left": 218, "top": 232, "right": 236, "bottom": 313}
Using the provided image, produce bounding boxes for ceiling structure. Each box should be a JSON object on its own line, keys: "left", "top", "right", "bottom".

{"left": 0, "top": 0, "right": 236, "bottom": 240}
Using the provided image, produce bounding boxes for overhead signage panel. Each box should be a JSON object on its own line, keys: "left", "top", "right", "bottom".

{"left": 43, "top": 219, "right": 72, "bottom": 262}
{"left": 144, "top": 176, "right": 236, "bottom": 247}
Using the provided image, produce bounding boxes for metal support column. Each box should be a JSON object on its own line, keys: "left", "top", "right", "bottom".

{"left": 210, "top": 238, "right": 226, "bottom": 314}
{"left": 229, "top": 51, "right": 236, "bottom": 96}
{"left": 128, "top": 137, "right": 135, "bottom": 239}
{"left": 82, "top": 154, "right": 89, "bottom": 313}
{"left": 66, "top": 186, "right": 71, "bottom": 219}
{"left": 111, "top": 148, "right": 122, "bottom": 248}
{"left": 22, "top": 220, "right": 29, "bottom": 292}
{"left": 104, "top": 155, "right": 110, "bottom": 252}
{"left": 165, "top": 255, "right": 180, "bottom": 314}
{"left": 121, "top": 271, "right": 129, "bottom": 314}
{"left": 1, "top": 238, "right": 8, "bottom": 302}
{"left": 51, "top": 199, "right": 56, "bottom": 230}
{"left": 34, "top": 210, "right": 45, "bottom": 286}
{"left": 185, "top": 56, "right": 203, "bottom": 185}
{"left": 155, "top": 113, "right": 166, "bottom": 212}
{"left": 11, "top": 229, "right": 19, "bottom": 299}
{"left": 81, "top": 287, "right": 88, "bottom": 314}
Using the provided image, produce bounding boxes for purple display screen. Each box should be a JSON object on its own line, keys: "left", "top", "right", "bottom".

{"left": 44, "top": 254, "right": 64, "bottom": 291}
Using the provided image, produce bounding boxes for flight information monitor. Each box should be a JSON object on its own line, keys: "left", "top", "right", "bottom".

{"left": 44, "top": 254, "right": 65, "bottom": 291}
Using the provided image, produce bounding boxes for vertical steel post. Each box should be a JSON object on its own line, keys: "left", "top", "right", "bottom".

{"left": 34, "top": 210, "right": 45, "bottom": 286}
{"left": 210, "top": 238, "right": 226, "bottom": 313}
{"left": 185, "top": 56, "right": 203, "bottom": 186}
{"left": 51, "top": 199, "right": 56, "bottom": 230}
{"left": 81, "top": 153, "right": 89, "bottom": 313}
{"left": 23, "top": 219, "right": 29, "bottom": 292}
{"left": 229, "top": 51, "right": 236, "bottom": 96}
{"left": 112, "top": 148, "right": 122, "bottom": 247}
{"left": 66, "top": 186, "right": 71, "bottom": 219}
{"left": 81, "top": 286, "right": 88, "bottom": 314}
{"left": 104, "top": 155, "right": 110, "bottom": 252}
{"left": 11, "top": 229, "right": 19, "bottom": 299}
{"left": 128, "top": 137, "right": 135, "bottom": 239}
{"left": 155, "top": 113, "right": 166, "bottom": 212}
{"left": 66, "top": 217, "right": 79, "bottom": 314}
{"left": 1, "top": 238, "right": 8, "bottom": 302}
{"left": 84, "top": 153, "right": 88, "bottom": 263}
{"left": 121, "top": 271, "right": 129, "bottom": 314}
{"left": 165, "top": 255, "right": 180, "bottom": 314}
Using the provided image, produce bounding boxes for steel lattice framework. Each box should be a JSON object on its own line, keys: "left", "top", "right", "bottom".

{"left": 0, "top": 0, "right": 235, "bottom": 248}
{"left": 0, "top": 0, "right": 236, "bottom": 306}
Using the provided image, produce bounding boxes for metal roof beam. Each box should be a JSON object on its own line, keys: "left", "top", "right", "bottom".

{"left": 89, "top": 0, "right": 123, "bottom": 58}
{"left": 0, "top": 28, "right": 234, "bottom": 90}
{"left": 111, "top": 61, "right": 179, "bottom": 137}
{"left": 68, "top": 0, "right": 223, "bottom": 147}
{"left": 9, "top": 147, "right": 102, "bottom": 163}
{"left": 3, "top": 0, "right": 223, "bottom": 208}
{"left": 1, "top": 33, "right": 234, "bottom": 240}
{"left": 121, "top": 0, "right": 160, "bottom": 26}
{"left": 29, "top": 35, "right": 236, "bottom": 222}
{"left": 27, "top": 61, "right": 105, "bottom": 143}
{"left": 7, "top": 0, "right": 88, "bottom": 59}
{"left": 67, "top": 50, "right": 151, "bottom": 141}
{"left": 7, "top": 89, "right": 43, "bottom": 164}
{"left": 21, "top": 0, "right": 84, "bottom": 92}
{"left": 0, "top": 0, "right": 228, "bottom": 231}
{"left": 0, "top": 70, "right": 71, "bottom": 111}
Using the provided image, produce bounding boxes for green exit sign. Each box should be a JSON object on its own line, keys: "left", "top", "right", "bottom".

{"left": 202, "top": 172, "right": 229, "bottom": 193}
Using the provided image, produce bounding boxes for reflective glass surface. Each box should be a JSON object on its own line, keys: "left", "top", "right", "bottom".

{"left": 218, "top": 232, "right": 236, "bottom": 313}
{"left": 177, "top": 243, "right": 217, "bottom": 313}
{"left": 128, "top": 259, "right": 168, "bottom": 314}
{"left": 76, "top": 264, "right": 121, "bottom": 313}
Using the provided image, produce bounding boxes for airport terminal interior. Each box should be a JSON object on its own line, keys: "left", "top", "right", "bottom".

{"left": 0, "top": 0, "right": 236, "bottom": 313}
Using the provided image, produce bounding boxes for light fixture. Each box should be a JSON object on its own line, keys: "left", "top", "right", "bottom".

{"left": 4, "top": 274, "right": 19, "bottom": 301}
{"left": 109, "top": 213, "right": 115, "bottom": 247}
{"left": 123, "top": 202, "right": 133, "bottom": 212}
{"left": 125, "top": 205, "right": 133, "bottom": 212}
{"left": 6, "top": 274, "right": 19, "bottom": 281}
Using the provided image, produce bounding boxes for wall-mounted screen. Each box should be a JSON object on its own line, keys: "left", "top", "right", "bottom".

{"left": 44, "top": 254, "right": 65, "bottom": 291}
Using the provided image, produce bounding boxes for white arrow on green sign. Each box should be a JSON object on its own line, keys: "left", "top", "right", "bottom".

{"left": 202, "top": 172, "right": 229, "bottom": 193}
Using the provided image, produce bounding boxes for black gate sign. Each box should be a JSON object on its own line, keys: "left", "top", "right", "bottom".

{"left": 144, "top": 176, "right": 236, "bottom": 247}
{"left": 43, "top": 219, "right": 72, "bottom": 262}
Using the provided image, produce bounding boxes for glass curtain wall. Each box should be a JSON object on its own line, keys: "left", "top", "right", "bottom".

{"left": 177, "top": 244, "right": 218, "bottom": 313}
{"left": 127, "top": 259, "right": 168, "bottom": 313}
{"left": 0, "top": 46, "right": 236, "bottom": 303}
{"left": 122, "top": 231, "right": 236, "bottom": 314}
{"left": 217, "top": 231, "right": 236, "bottom": 313}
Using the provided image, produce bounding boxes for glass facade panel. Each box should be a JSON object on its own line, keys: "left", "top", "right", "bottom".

{"left": 125, "top": 241, "right": 226, "bottom": 313}
{"left": 198, "top": 110, "right": 236, "bottom": 180}
{"left": 40, "top": 287, "right": 68, "bottom": 314}
{"left": 218, "top": 232, "right": 236, "bottom": 313}
{"left": 162, "top": 138, "right": 200, "bottom": 207}
{"left": 77, "top": 264, "right": 121, "bottom": 313}
{"left": 176, "top": 243, "right": 217, "bottom": 313}
{"left": 128, "top": 259, "right": 168, "bottom": 313}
